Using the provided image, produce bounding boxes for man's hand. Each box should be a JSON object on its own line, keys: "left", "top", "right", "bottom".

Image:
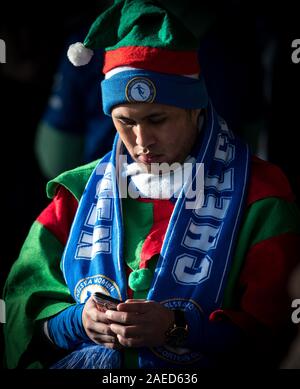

{"left": 106, "top": 299, "right": 174, "bottom": 348}
{"left": 82, "top": 296, "right": 121, "bottom": 349}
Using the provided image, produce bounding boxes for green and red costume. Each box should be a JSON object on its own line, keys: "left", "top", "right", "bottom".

{"left": 4, "top": 155, "right": 300, "bottom": 368}
{"left": 4, "top": 0, "right": 300, "bottom": 369}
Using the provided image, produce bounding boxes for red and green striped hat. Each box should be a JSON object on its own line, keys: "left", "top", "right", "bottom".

{"left": 68, "top": 0, "right": 212, "bottom": 115}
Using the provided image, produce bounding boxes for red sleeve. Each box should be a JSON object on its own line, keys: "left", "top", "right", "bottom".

{"left": 36, "top": 186, "right": 78, "bottom": 245}
{"left": 209, "top": 158, "right": 299, "bottom": 335}
{"left": 211, "top": 233, "right": 300, "bottom": 335}
{"left": 236, "top": 233, "right": 299, "bottom": 330}
{"left": 247, "top": 156, "right": 295, "bottom": 205}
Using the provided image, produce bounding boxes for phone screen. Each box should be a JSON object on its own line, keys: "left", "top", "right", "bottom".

{"left": 92, "top": 292, "right": 122, "bottom": 312}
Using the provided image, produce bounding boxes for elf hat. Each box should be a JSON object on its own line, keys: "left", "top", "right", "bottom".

{"left": 68, "top": 0, "right": 213, "bottom": 116}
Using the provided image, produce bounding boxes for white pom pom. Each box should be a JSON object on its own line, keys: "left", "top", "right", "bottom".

{"left": 67, "top": 42, "right": 94, "bottom": 66}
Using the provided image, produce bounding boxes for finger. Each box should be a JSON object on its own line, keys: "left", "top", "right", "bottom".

{"left": 105, "top": 309, "right": 144, "bottom": 324}
{"left": 87, "top": 322, "right": 116, "bottom": 336}
{"left": 117, "top": 301, "right": 152, "bottom": 313}
{"left": 116, "top": 334, "right": 144, "bottom": 348}
{"left": 102, "top": 342, "right": 123, "bottom": 350}
{"left": 109, "top": 324, "right": 141, "bottom": 338}
{"left": 91, "top": 333, "right": 119, "bottom": 344}
{"left": 88, "top": 308, "right": 113, "bottom": 324}
{"left": 124, "top": 299, "right": 147, "bottom": 303}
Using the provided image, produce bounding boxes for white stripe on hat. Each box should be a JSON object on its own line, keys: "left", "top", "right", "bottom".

{"left": 105, "top": 66, "right": 199, "bottom": 79}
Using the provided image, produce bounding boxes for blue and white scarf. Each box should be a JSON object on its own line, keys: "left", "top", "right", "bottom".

{"left": 61, "top": 101, "right": 250, "bottom": 367}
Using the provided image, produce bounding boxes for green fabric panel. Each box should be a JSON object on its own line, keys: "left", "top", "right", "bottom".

{"left": 35, "top": 122, "right": 85, "bottom": 179}
{"left": 111, "top": 0, "right": 198, "bottom": 51}
{"left": 46, "top": 159, "right": 99, "bottom": 201}
{"left": 84, "top": 0, "right": 124, "bottom": 49}
{"left": 131, "top": 258, "right": 158, "bottom": 300}
{"left": 223, "top": 197, "right": 300, "bottom": 308}
{"left": 122, "top": 195, "right": 159, "bottom": 368}
{"left": 84, "top": 0, "right": 208, "bottom": 51}
{"left": 3, "top": 221, "right": 74, "bottom": 368}
{"left": 123, "top": 256, "right": 159, "bottom": 368}
{"left": 123, "top": 348, "right": 140, "bottom": 369}
{"left": 124, "top": 255, "right": 159, "bottom": 369}
{"left": 122, "top": 197, "right": 154, "bottom": 271}
{"left": 27, "top": 361, "right": 44, "bottom": 369}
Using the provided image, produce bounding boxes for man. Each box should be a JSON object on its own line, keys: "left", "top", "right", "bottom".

{"left": 3, "top": 0, "right": 300, "bottom": 369}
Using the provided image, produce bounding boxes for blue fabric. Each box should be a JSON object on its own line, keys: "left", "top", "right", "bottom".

{"left": 47, "top": 303, "right": 122, "bottom": 369}
{"left": 186, "top": 316, "right": 245, "bottom": 355}
{"left": 141, "top": 317, "right": 246, "bottom": 368}
{"left": 50, "top": 345, "right": 121, "bottom": 369}
{"left": 101, "top": 70, "right": 208, "bottom": 115}
{"left": 47, "top": 304, "right": 90, "bottom": 350}
{"left": 41, "top": 29, "right": 115, "bottom": 162}
{"left": 61, "top": 101, "right": 250, "bottom": 367}
{"left": 49, "top": 316, "right": 242, "bottom": 369}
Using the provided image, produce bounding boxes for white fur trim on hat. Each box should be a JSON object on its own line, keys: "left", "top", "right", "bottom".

{"left": 67, "top": 42, "right": 94, "bottom": 66}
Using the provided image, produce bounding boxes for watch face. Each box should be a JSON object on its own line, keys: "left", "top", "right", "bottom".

{"left": 165, "top": 309, "right": 189, "bottom": 347}
{"left": 167, "top": 326, "right": 188, "bottom": 347}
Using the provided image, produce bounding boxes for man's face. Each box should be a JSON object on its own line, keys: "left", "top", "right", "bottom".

{"left": 111, "top": 103, "right": 200, "bottom": 169}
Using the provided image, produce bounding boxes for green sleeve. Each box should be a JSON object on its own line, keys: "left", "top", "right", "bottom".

{"left": 3, "top": 221, "right": 74, "bottom": 368}
{"left": 46, "top": 159, "right": 99, "bottom": 201}
{"left": 35, "top": 122, "right": 85, "bottom": 180}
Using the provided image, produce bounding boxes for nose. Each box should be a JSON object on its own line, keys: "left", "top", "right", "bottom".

{"left": 134, "top": 124, "right": 155, "bottom": 148}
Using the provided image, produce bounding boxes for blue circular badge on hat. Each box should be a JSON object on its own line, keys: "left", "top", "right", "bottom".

{"left": 125, "top": 77, "right": 156, "bottom": 103}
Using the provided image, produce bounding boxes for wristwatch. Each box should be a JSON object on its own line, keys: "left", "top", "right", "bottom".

{"left": 165, "top": 309, "right": 188, "bottom": 347}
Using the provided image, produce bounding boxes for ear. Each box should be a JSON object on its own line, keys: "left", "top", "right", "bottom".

{"left": 191, "top": 109, "right": 202, "bottom": 126}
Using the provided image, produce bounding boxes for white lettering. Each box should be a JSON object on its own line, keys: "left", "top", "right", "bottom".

{"left": 173, "top": 254, "right": 212, "bottom": 285}
{"left": 205, "top": 168, "right": 234, "bottom": 192}
{"left": 76, "top": 232, "right": 93, "bottom": 259}
{"left": 96, "top": 198, "right": 113, "bottom": 220}
{"left": 194, "top": 194, "right": 230, "bottom": 220}
{"left": 0, "top": 299, "right": 5, "bottom": 323}
{"left": 183, "top": 222, "right": 221, "bottom": 252}
{"left": 291, "top": 39, "right": 300, "bottom": 64}
{"left": 92, "top": 225, "right": 111, "bottom": 256}
{"left": 102, "top": 373, "right": 136, "bottom": 386}
{"left": 85, "top": 204, "right": 97, "bottom": 227}
{"left": 214, "top": 134, "right": 235, "bottom": 164}
{"left": 184, "top": 163, "right": 204, "bottom": 210}
{"left": 291, "top": 299, "right": 300, "bottom": 324}
{"left": 0, "top": 39, "right": 6, "bottom": 63}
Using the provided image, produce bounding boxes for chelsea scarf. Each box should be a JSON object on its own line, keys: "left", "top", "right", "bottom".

{"left": 61, "top": 101, "right": 250, "bottom": 367}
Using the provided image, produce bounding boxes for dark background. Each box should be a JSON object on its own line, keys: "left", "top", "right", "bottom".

{"left": 0, "top": 0, "right": 109, "bottom": 367}
{"left": 1, "top": 0, "right": 300, "bottom": 369}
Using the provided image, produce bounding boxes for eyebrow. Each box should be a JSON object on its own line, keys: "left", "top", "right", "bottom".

{"left": 114, "top": 112, "right": 167, "bottom": 121}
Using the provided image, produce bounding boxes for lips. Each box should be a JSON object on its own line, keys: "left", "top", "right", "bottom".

{"left": 137, "top": 154, "right": 163, "bottom": 164}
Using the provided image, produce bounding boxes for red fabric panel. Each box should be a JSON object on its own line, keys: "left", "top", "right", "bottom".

{"left": 125, "top": 265, "right": 134, "bottom": 300}
{"left": 103, "top": 46, "right": 200, "bottom": 75}
{"left": 139, "top": 199, "right": 174, "bottom": 269}
{"left": 37, "top": 186, "right": 78, "bottom": 245}
{"left": 246, "top": 156, "right": 295, "bottom": 205}
{"left": 209, "top": 309, "right": 265, "bottom": 337}
{"left": 213, "top": 233, "right": 300, "bottom": 334}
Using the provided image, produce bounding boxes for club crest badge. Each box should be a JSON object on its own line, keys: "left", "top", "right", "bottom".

{"left": 151, "top": 298, "right": 204, "bottom": 364}
{"left": 74, "top": 274, "right": 122, "bottom": 303}
{"left": 125, "top": 77, "right": 156, "bottom": 103}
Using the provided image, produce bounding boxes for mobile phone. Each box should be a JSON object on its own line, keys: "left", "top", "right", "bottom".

{"left": 92, "top": 292, "right": 122, "bottom": 312}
